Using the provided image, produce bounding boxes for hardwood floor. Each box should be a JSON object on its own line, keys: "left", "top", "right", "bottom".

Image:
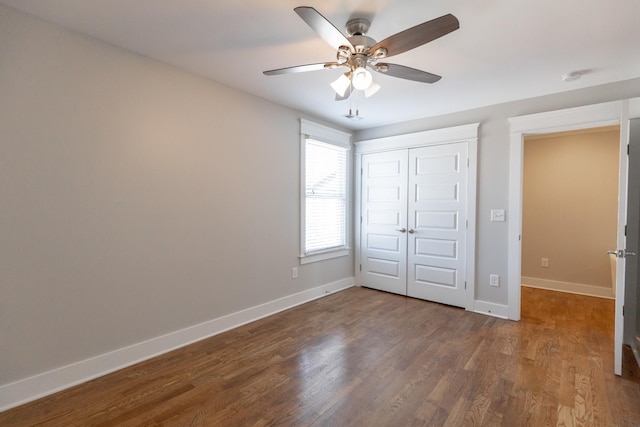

{"left": 1, "top": 286, "right": 639, "bottom": 426}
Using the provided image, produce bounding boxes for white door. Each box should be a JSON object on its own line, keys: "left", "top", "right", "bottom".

{"left": 360, "top": 150, "right": 408, "bottom": 295}
{"left": 612, "top": 115, "right": 636, "bottom": 374}
{"left": 360, "top": 143, "right": 469, "bottom": 306}
{"left": 407, "top": 143, "right": 468, "bottom": 307}
{"left": 622, "top": 117, "right": 640, "bottom": 366}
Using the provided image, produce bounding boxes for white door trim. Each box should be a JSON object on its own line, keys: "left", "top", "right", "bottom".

{"left": 354, "top": 123, "right": 479, "bottom": 154}
{"left": 508, "top": 100, "right": 626, "bottom": 375}
{"left": 355, "top": 123, "right": 479, "bottom": 311}
{"left": 631, "top": 97, "right": 640, "bottom": 118}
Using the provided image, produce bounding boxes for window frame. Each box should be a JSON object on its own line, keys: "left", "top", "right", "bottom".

{"left": 300, "top": 119, "right": 352, "bottom": 265}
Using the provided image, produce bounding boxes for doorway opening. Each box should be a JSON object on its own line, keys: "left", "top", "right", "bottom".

{"left": 521, "top": 126, "right": 620, "bottom": 300}
{"left": 507, "top": 100, "right": 629, "bottom": 375}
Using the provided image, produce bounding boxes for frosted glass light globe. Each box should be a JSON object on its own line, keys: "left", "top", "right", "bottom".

{"left": 352, "top": 67, "right": 373, "bottom": 90}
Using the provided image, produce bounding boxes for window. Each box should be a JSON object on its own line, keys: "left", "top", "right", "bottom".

{"left": 300, "top": 120, "right": 351, "bottom": 264}
{"left": 305, "top": 139, "right": 347, "bottom": 252}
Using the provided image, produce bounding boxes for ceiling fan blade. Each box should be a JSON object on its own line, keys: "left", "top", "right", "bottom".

{"left": 294, "top": 6, "right": 354, "bottom": 52}
{"left": 373, "top": 63, "right": 441, "bottom": 83}
{"left": 263, "top": 62, "right": 340, "bottom": 76}
{"left": 370, "top": 14, "right": 459, "bottom": 58}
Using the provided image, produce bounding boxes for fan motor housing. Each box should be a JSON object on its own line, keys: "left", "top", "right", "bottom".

{"left": 348, "top": 35, "right": 376, "bottom": 53}
{"left": 346, "top": 18, "right": 375, "bottom": 54}
{"left": 345, "top": 18, "right": 371, "bottom": 36}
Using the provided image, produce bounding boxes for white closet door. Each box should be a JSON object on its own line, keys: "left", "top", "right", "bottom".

{"left": 407, "top": 142, "right": 468, "bottom": 307}
{"left": 360, "top": 150, "right": 408, "bottom": 295}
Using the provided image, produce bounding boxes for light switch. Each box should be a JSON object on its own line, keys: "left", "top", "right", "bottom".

{"left": 491, "top": 209, "right": 506, "bottom": 222}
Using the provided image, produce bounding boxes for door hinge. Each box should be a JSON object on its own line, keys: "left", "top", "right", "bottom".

{"left": 464, "top": 281, "right": 467, "bottom": 290}
{"left": 360, "top": 215, "right": 363, "bottom": 224}
{"left": 467, "top": 157, "right": 470, "bottom": 168}
{"left": 359, "top": 264, "right": 362, "bottom": 271}
{"left": 466, "top": 220, "right": 468, "bottom": 229}
{"left": 623, "top": 305, "right": 625, "bottom": 316}
{"left": 361, "top": 168, "right": 363, "bottom": 175}
{"left": 625, "top": 225, "right": 628, "bottom": 236}
{"left": 627, "top": 144, "right": 630, "bottom": 155}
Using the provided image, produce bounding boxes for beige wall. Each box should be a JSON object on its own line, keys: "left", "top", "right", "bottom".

{"left": 522, "top": 128, "right": 619, "bottom": 288}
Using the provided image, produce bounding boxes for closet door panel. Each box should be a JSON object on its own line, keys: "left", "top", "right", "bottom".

{"left": 360, "top": 150, "right": 408, "bottom": 295}
{"left": 407, "top": 143, "right": 468, "bottom": 307}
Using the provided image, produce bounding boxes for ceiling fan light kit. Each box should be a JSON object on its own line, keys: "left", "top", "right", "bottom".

{"left": 365, "top": 81, "right": 381, "bottom": 98}
{"left": 331, "top": 73, "right": 351, "bottom": 96}
{"left": 263, "top": 6, "right": 460, "bottom": 117}
{"left": 352, "top": 66, "right": 373, "bottom": 90}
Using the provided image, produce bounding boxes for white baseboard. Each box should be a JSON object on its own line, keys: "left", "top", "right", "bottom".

{"left": 473, "top": 300, "right": 509, "bottom": 319}
{"left": 522, "top": 276, "right": 614, "bottom": 299}
{"left": 0, "top": 278, "right": 354, "bottom": 412}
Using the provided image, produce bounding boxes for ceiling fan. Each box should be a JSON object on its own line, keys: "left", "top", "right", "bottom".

{"left": 263, "top": 6, "right": 459, "bottom": 100}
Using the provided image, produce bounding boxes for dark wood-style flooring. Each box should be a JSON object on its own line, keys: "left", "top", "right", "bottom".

{"left": 1, "top": 286, "right": 639, "bottom": 426}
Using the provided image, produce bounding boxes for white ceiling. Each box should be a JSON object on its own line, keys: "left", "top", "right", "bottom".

{"left": 3, "top": 0, "right": 640, "bottom": 130}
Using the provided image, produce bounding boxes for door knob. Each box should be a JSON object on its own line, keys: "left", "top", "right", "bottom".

{"left": 607, "top": 249, "right": 637, "bottom": 258}
{"left": 408, "top": 229, "right": 416, "bottom": 234}
{"left": 396, "top": 228, "right": 407, "bottom": 233}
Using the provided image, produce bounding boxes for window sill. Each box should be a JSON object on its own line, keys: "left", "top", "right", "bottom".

{"left": 299, "top": 249, "right": 350, "bottom": 265}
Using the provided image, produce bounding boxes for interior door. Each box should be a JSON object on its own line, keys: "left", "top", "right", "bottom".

{"left": 360, "top": 150, "right": 408, "bottom": 295}
{"left": 612, "top": 113, "right": 632, "bottom": 375}
{"left": 630, "top": 118, "right": 640, "bottom": 360}
{"left": 407, "top": 142, "right": 468, "bottom": 307}
{"left": 621, "top": 118, "right": 640, "bottom": 369}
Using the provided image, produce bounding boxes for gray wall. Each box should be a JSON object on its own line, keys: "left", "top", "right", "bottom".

{"left": 3, "top": 2, "right": 640, "bottom": 391}
{"left": 0, "top": 5, "right": 352, "bottom": 385}
{"left": 355, "top": 79, "right": 640, "bottom": 305}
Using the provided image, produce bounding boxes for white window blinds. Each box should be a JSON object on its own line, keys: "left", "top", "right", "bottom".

{"left": 304, "top": 138, "right": 348, "bottom": 254}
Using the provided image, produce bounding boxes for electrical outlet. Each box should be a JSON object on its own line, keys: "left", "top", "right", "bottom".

{"left": 490, "top": 274, "right": 500, "bottom": 287}
{"left": 541, "top": 258, "right": 549, "bottom": 268}
{"left": 292, "top": 267, "right": 298, "bottom": 279}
